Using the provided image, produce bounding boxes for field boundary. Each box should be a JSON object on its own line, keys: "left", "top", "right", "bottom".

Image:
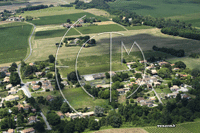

{"left": 113, "top": 21, "right": 128, "bottom": 31}
{"left": 73, "top": 27, "right": 83, "bottom": 35}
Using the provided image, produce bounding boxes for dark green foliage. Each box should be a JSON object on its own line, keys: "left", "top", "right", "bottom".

{"left": 67, "top": 71, "right": 80, "bottom": 84}
{"left": 153, "top": 45, "right": 185, "bottom": 57}
{"left": 158, "top": 68, "right": 171, "bottom": 79}
{"left": 94, "top": 106, "right": 104, "bottom": 117}
{"left": 49, "top": 55, "right": 55, "bottom": 63}
{"left": 34, "top": 121, "right": 45, "bottom": 132}
{"left": 16, "top": 5, "right": 49, "bottom": 13}
{"left": 10, "top": 72, "right": 21, "bottom": 86}
{"left": 175, "top": 61, "right": 186, "bottom": 69}
{"left": 47, "top": 112, "right": 61, "bottom": 126}
{"left": 135, "top": 73, "right": 142, "bottom": 79}
{"left": 88, "top": 119, "right": 100, "bottom": 130}
{"left": 60, "top": 102, "right": 71, "bottom": 113}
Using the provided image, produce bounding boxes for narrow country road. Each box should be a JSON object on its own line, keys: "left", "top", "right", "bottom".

{"left": 152, "top": 87, "right": 163, "bottom": 104}
{"left": 16, "top": 22, "right": 52, "bottom": 130}
{"left": 17, "top": 21, "right": 36, "bottom": 84}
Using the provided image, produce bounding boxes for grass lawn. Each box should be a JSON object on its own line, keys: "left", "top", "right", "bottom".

{"left": 154, "top": 88, "right": 171, "bottom": 94}
{"left": 0, "top": 22, "right": 32, "bottom": 64}
{"left": 76, "top": 24, "right": 126, "bottom": 34}
{"left": 109, "top": 0, "right": 200, "bottom": 18}
{"left": 34, "top": 28, "right": 80, "bottom": 39}
{"left": 126, "top": 25, "right": 154, "bottom": 30}
{"left": 28, "top": 12, "right": 109, "bottom": 25}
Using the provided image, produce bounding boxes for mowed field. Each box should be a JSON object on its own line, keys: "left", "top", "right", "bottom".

{"left": 109, "top": 0, "right": 200, "bottom": 18}
{"left": 0, "top": 22, "right": 32, "bottom": 64}
{"left": 28, "top": 12, "right": 109, "bottom": 25}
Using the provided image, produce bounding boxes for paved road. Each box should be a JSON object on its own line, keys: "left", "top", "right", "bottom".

{"left": 152, "top": 87, "right": 163, "bottom": 104}
{"left": 40, "top": 112, "right": 52, "bottom": 130}
{"left": 17, "top": 22, "right": 36, "bottom": 84}
{"left": 19, "top": 84, "right": 32, "bottom": 98}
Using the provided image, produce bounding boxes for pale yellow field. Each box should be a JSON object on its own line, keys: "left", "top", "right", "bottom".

{"left": 93, "top": 128, "right": 147, "bottom": 133}
{"left": 18, "top": 7, "right": 83, "bottom": 17}
{"left": 35, "top": 25, "right": 65, "bottom": 32}
{"left": 83, "top": 8, "right": 111, "bottom": 18}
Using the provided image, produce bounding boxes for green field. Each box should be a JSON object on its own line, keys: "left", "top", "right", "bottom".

{"left": 76, "top": 24, "right": 126, "bottom": 34}
{"left": 109, "top": 0, "right": 200, "bottom": 18}
{"left": 28, "top": 12, "right": 109, "bottom": 25}
{"left": 32, "top": 88, "right": 110, "bottom": 110}
{"left": 126, "top": 25, "right": 154, "bottom": 30}
{"left": 167, "top": 57, "right": 200, "bottom": 70}
{"left": 34, "top": 28, "right": 80, "bottom": 39}
{"left": 0, "top": 22, "right": 32, "bottom": 64}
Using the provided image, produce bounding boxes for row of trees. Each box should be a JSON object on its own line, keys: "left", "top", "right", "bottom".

{"left": 152, "top": 45, "right": 185, "bottom": 57}
{"left": 16, "top": 5, "right": 49, "bottom": 13}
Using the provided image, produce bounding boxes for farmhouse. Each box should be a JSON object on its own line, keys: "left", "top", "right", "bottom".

{"left": 57, "top": 112, "right": 65, "bottom": 119}
{"left": 4, "top": 77, "right": 10, "bottom": 83}
{"left": 158, "top": 61, "right": 168, "bottom": 66}
{"left": 137, "top": 97, "right": 145, "bottom": 103}
{"left": 116, "top": 89, "right": 125, "bottom": 95}
{"left": 154, "top": 81, "right": 161, "bottom": 87}
{"left": 167, "top": 92, "right": 179, "bottom": 98}
{"left": 21, "top": 127, "right": 35, "bottom": 133}
{"left": 173, "top": 68, "right": 180, "bottom": 71}
{"left": 46, "top": 95, "right": 54, "bottom": 102}
{"left": 151, "top": 70, "right": 157, "bottom": 75}
{"left": 32, "top": 85, "right": 40, "bottom": 91}
{"left": 65, "top": 112, "right": 81, "bottom": 119}
{"left": 139, "top": 60, "right": 147, "bottom": 63}
{"left": 42, "top": 80, "right": 53, "bottom": 91}
{"left": 181, "top": 94, "right": 191, "bottom": 99}
{"left": 28, "top": 116, "right": 37, "bottom": 124}
{"left": 93, "top": 73, "right": 106, "bottom": 79}
{"left": 170, "top": 85, "right": 179, "bottom": 91}
{"left": 5, "top": 95, "right": 19, "bottom": 101}
{"left": 8, "top": 88, "right": 17, "bottom": 95}
{"left": 82, "top": 111, "right": 94, "bottom": 117}
{"left": 31, "top": 81, "right": 37, "bottom": 86}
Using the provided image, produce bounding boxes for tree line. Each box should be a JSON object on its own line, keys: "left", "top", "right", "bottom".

{"left": 152, "top": 45, "right": 185, "bottom": 57}
{"left": 16, "top": 5, "right": 49, "bottom": 13}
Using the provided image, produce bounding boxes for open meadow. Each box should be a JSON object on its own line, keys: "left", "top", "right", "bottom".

{"left": 0, "top": 22, "right": 32, "bottom": 64}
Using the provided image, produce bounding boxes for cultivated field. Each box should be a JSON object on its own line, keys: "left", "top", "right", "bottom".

{"left": 0, "top": 22, "right": 32, "bottom": 64}
{"left": 28, "top": 12, "right": 109, "bottom": 25}
{"left": 28, "top": 28, "right": 200, "bottom": 76}
{"left": 34, "top": 28, "right": 80, "bottom": 39}
{"left": 109, "top": 0, "right": 200, "bottom": 18}
{"left": 83, "top": 8, "right": 111, "bottom": 18}
{"left": 75, "top": 24, "right": 126, "bottom": 34}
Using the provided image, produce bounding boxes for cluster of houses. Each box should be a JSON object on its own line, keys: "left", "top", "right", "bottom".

{"left": 137, "top": 97, "right": 157, "bottom": 107}
{"left": 56, "top": 111, "right": 95, "bottom": 119}
{"left": 31, "top": 80, "right": 54, "bottom": 91}
{"left": 83, "top": 71, "right": 116, "bottom": 81}
{"left": 6, "top": 16, "right": 25, "bottom": 22}
{"left": 167, "top": 85, "right": 190, "bottom": 99}
{"left": 63, "top": 23, "right": 82, "bottom": 28}
{"left": 0, "top": 66, "right": 11, "bottom": 83}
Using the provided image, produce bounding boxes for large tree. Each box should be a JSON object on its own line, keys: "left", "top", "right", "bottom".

{"left": 158, "top": 68, "right": 171, "bottom": 79}
{"left": 49, "top": 55, "right": 55, "bottom": 63}
{"left": 175, "top": 61, "right": 186, "bottom": 69}
{"left": 94, "top": 106, "right": 104, "bottom": 117}
{"left": 10, "top": 72, "right": 21, "bottom": 86}
{"left": 60, "top": 102, "right": 71, "bottom": 113}
{"left": 47, "top": 112, "right": 61, "bottom": 126}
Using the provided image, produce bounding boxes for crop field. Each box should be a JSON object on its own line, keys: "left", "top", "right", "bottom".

{"left": 28, "top": 12, "right": 109, "bottom": 25}
{"left": 0, "top": 22, "right": 32, "bottom": 64}
{"left": 34, "top": 28, "right": 80, "bottom": 39}
{"left": 76, "top": 24, "right": 126, "bottom": 34}
{"left": 109, "top": 0, "right": 200, "bottom": 18}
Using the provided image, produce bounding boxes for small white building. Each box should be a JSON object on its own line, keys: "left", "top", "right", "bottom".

{"left": 5, "top": 95, "right": 19, "bottom": 101}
